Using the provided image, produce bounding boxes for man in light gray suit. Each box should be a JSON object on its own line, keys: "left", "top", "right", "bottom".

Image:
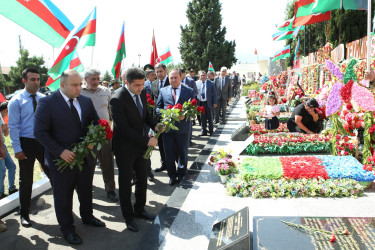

{"left": 196, "top": 70, "right": 217, "bottom": 136}
{"left": 214, "top": 67, "right": 232, "bottom": 124}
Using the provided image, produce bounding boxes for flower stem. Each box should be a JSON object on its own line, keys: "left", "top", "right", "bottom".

{"left": 143, "top": 127, "right": 163, "bottom": 159}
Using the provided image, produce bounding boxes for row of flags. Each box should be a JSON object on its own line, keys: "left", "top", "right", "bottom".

{"left": 271, "top": 0, "right": 369, "bottom": 62}
{"left": 1, "top": 0, "right": 217, "bottom": 89}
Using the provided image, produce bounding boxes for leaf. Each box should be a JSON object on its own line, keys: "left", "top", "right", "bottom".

{"left": 97, "top": 143, "right": 102, "bottom": 151}
{"left": 91, "top": 151, "right": 96, "bottom": 158}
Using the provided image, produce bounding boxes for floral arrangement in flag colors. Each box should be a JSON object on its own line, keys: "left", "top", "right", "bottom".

{"left": 245, "top": 133, "right": 331, "bottom": 155}
{"left": 225, "top": 156, "right": 374, "bottom": 199}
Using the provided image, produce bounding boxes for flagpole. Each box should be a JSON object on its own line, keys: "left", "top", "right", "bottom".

{"left": 91, "top": 47, "right": 94, "bottom": 66}
{"left": 367, "top": 0, "right": 372, "bottom": 87}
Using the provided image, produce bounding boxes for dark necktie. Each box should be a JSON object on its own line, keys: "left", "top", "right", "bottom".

{"left": 69, "top": 99, "right": 81, "bottom": 126}
{"left": 31, "top": 94, "right": 37, "bottom": 112}
{"left": 135, "top": 95, "right": 143, "bottom": 118}
{"left": 201, "top": 81, "right": 206, "bottom": 100}
{"left": 159, "top": 80, "right": 163, "bottom": 89}
{"left": 172, "top": 88, "right": 177, "bottom": 103}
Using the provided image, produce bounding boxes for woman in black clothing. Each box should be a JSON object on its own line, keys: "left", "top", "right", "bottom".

{"left": 287, "top": 98, "right": 320, "bottom": 134}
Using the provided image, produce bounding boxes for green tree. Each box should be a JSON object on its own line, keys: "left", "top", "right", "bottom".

{"left": 102, "top": 70, "right": 113, "bottom": 82}
{"left": 0, "top": 66, "right": 13, "bottom": 94}
{"left": 179, "top": 0, "right": 237, "bottom": 71}
{"left": 8, "top": 47, "right": 48, "bottom": 89}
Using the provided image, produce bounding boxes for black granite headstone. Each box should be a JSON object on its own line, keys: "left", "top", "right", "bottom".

{"left": 231, "top": 122, "right": 249, "bottom": 141}
{"left": 253, "top": 216, "right": 375, "bottom": 250}
{"left": 208, "top": 207, "right": 250, "bottom": 250}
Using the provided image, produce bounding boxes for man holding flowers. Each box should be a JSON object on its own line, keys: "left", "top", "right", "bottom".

{"left": 34, "top": 69, "right": 105, "bottom": 245}
{"left": 110, "top": 67, "right": 163, "bottom": 232}
{"left": 156, "top": 69, "right": 195, "bottom": 186}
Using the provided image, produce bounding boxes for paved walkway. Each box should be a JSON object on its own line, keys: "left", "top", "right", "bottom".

{"left": 0, "top": 100, "right": 235, "bottom": 249}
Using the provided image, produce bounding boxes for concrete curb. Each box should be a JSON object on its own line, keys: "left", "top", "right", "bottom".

{"left": 0, "top": 174, "right": 51, "bottom": 217}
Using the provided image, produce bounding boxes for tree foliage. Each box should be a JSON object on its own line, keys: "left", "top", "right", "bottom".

{"left": 284, "top": 0, "right": 375, "bottom": 67}
{"left": 8, "top": 47, "right": 48, "bottom": 89}
{"left": 102, "top": 70, "right": 113, "bottom": 82}
{"left": 179, "top": 0, "right": 237, "bottom": 71}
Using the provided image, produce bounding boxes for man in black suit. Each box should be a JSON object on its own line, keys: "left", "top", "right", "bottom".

{"left": 34, "top": 70, "right": 105, "bottom": 245}
{"left": 110, "top": 67, "right": 162, "bottom": 232}
{"left": 214, "top": 67, "right": 232, "bottom": 124}
{"left": 150, "top": 63, "right": 169, "bottom": 173}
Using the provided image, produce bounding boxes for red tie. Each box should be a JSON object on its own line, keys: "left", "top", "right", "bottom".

{"left": 172, "top": 88, "right": 177, "bottom": 103}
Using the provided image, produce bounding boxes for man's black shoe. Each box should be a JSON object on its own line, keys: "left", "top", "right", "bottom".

{"left": 134, "top": 210, "right": 156, "bottom": 221}
{"left": 169, "top": 177, "right": 177, "bottom": 186}
{"left": 107, "top": 191, "right": 119, "bottom": 202}
{"left": 200, "top": 132, "right": 207, "bottom": 136}
{"left": 148, "top": 175, "right": 155, "bottom": 182}
{"left": 82, "top": 217, "right": 106, "bottom": 227}
{"left": 20, "top": 215, "right": 32, "bottom": 228}
{"left": 9, "top": 188, "right": 18, "bottom": 195}
{"left": 126, "top": 220, "right": 139, "bottom": 232}
{"left": 63, "top": 232, "right": 82, "bottom": 245}
{"left": 154, "top": 166, "right": 166, "bottom": 172}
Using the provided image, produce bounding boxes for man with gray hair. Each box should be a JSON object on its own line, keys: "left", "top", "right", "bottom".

{"left": 214, "top": 67, "right": 232, "bottom": 124}
{"left": 81, "top": 68, "right": 118, "bottom": 202}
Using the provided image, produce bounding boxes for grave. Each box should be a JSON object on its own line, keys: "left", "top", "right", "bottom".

{"left": 253, "top": 216, "right": 375, "bottom": 249}
{"left": 208, "top": 207, "right": 250, "bottom": 250}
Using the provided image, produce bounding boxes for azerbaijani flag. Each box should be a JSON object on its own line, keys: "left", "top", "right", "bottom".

{"left": 273, "top": 45, "right": 291, "bottom": 62}
{"left": 48, "top": 7, "right": 96, "bottom": 80}
{"left": 46, "top": 53, "right": 84, "bottom": 91}
{"left": 276, "top": 30, "right": 294, "bottom": 41}
{"left": 293, "top": 0, "right": 331, "bottom": 28}
{"left": 156, "top": 46, "right": 173, "bottom": 65}
{"left": 150, "top": 30, "right": 158, "bottom": 67}
{"left": 112, "top": 22, "right": 126, "bottom": 79}
{"left": 309, "top": 0, "right": 367, "bottom": 14}
{"left": 272, "top": 31, "right": 286, "bottom": 41}
{"left": 0, "top": 0, "right": 74, "bottom": 48}
{"left": 294, "top": 38, "right": 300, "bottom": 60}
{"left": 208, "top": 62, "right": 214, "bottom": 71}
{"left": 276, "top": 17, "right": 295, "bottom": 31}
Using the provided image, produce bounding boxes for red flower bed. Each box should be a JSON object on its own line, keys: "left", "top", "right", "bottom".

{"left": 280, "top": 156, "right": 329, "bottom": 180}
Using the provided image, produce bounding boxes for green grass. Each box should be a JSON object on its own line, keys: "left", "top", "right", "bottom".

{"left": 3, "top": 136, "right": 43, "bottom": 195}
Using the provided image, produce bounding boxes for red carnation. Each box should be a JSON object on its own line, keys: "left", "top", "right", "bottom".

{"left": 175, "top": 103, "right": 183, "bottom": 111}
{"left": 191, "top": 98, "right": 197, "bottom": 106}
{"left": 147, "top": 99, "right": 155, "bottom": 106}
{"left": 346, "top": 103, "right": 353, "bottom": 110}
{"left": 167, "top": 105, "right": 173, "bottom": 110}
{"left": 106, "top": 131, "right": 113, "bottom": 140}
{"left": 146, "top": 93, "right": 151, "bottom": 99}
{"left": 199, "top": 106, "right": 205, "bottom": 114}
{"left": 98, "top": 119, "right": 110, "bottom": 128}
{"left": 330, "top": 234, "right": 336, "bottom": 242}
{"left": 355, "top": 121, "right": 362, "bottom": 129}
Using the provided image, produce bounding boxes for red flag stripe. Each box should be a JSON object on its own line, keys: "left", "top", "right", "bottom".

{"left": 114, "top": 61, "right": 122, "bottom": 78}
{"left": 16, "top": 0, "right": 70, "bottom": 38}
{"left": 75, "top": 19, "right": 96, "bottom": 37}
{"left": 69, "top": 57, "right": 81, "bottom": 68}
{"left": 51, "top": 38, "right": 78, "bottom": 67}
{"left": 116, "top": 30, "right": 125, "bottom": 51}
{"left": 274, "top": 49, "right": 290, "bottom": 58}
{"left": 157, "top": 50, "right": 172, "bottom": 62}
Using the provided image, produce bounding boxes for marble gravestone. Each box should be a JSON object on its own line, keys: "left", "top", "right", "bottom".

{"left": 208, "top": 207, "right": 250, "bottom": 250}
{"left": 253, "top": 216, "right": 375, "bottom": 250}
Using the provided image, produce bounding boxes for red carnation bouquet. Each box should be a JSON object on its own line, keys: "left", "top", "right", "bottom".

{"left": 146, "top": 93, "right": 155, "bottom": 108}
{"left": 143, "top": 98, "right": 204, "bottom": 159}
{"left": 56, "top": 119, "right": 113, "bottom": 172}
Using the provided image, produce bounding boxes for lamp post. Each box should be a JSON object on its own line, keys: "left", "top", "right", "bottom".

{"left": 138, "top": 53, "right": 141, "bottom": 68}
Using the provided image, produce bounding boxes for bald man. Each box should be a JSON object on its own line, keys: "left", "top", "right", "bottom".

{"left": 34, "top": 69, "right": 105, "bottom": 245}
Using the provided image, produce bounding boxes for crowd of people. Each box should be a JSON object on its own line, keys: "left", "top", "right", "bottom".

{"left": 0, "top": 63, "right": 242, "bottom": 244}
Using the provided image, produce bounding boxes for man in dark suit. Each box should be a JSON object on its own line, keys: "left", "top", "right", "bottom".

{"left": 156, "top": 69, "right": 194, "bottom": 186}
{"left": 214, "top": 67, "right": 232, "bottom": 124}
{"left": 231, "top": 71, "right": 239, "bottom": 98}
{"left": 34, "top": 70, "right": 105, "bottom": 245}
{"left": 180, "top": 68, "right": 198, "bottom": 144}
{"left": 110, "top": 67, "right": 161, "bottom": 232}
{"left": 196, "top": 70, "right": 217, "bottom": 136}
{"left": 150, "top": 63, "right": 169, "bottom": 173}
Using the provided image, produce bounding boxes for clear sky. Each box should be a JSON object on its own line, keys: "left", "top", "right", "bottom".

{"left": 0, "top": 0, "right": 290, "bottom": 73}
